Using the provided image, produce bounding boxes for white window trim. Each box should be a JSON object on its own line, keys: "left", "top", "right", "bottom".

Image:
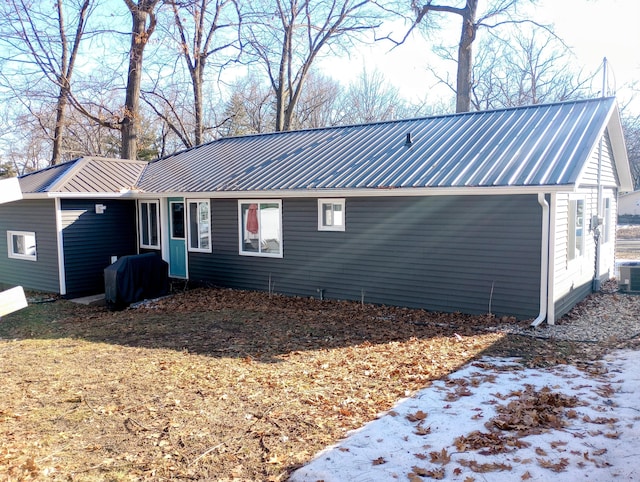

{"left": 187, "top": 199, "right": 212, "bottom": 253}
{"left": 169, "top": 200, "right": 186, "bottom": 240}
{"left": 602, "top": 196, "right": 612, "bottom": 244}
{"left": 7, "top": 230, "right": 37, "bottom": 261}
{"left": 139, "top": 200, "right": 160, "bottom": 249}
{"left": 568, "top": 196, "right": 585, "bottom": 262}
{"left": 238, "top": 200, "right": 283, "bottom": 258}
{"left": 318, "top": 198, "right": 345, "bottom": 231}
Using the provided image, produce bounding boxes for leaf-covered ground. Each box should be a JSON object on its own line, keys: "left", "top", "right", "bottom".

{"left": 0, "top": 287, "right": 631, "bottom": 481}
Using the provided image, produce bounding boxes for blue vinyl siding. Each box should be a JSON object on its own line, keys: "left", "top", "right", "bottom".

{"left": 0, "top": 199, "right": 59, "bottom": 293}
{"left": 188, "top": 195, "right": 542, "bottom": 319}
{"left": 61, "top": 199, "right": 137, "bottom": 296}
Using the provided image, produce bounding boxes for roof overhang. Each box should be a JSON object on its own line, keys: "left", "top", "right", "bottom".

{"left": 607, "top": 103, "right": 634, "bottom": 192}
{"left": 132, "top": 184, "right": 574, "bottom": 199}
{"left": 21, "top": 190, "right": 140, "bottom": 200}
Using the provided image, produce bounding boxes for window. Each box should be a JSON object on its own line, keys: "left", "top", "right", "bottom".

{"left": 139, "top": 200, "right": 160, "bottom": 249}
{"left": 568, "top": 199, "right": 585, "bottom": 260}
{"left": 318, "top": 199, "right": 345, "bottom": 231}
{"left": 170, "top": 201, "right": 185, "bottom": 239}
{"left": 188, "top": 200, "right": 211, "bottom": 252}
{"left": 7, "top": 231, "right": 37, "bottom": 261}
{"left": 239, "top": 201, "right": 282, "bottom": 257}
{"left": 603, "top": 197, "right": 611, "bottom": 244}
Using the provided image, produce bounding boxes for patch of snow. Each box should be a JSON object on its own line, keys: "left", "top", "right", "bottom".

{"left": 291, "top": 350, "right": 640, "bottom": 481}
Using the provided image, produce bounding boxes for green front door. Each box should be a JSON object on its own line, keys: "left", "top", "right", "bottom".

{"left": 168, "top": 198, "right": 187, "bottom": 278}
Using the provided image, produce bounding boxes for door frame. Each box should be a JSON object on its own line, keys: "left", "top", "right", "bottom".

{"left": 161, "top": 197, "right": 188, "bottom": 279}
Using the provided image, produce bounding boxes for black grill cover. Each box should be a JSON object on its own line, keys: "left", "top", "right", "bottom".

{"left": 104, "top": 253, "right": 169, "bottom": 310}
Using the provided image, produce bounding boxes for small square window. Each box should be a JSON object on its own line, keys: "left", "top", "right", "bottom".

{"left": 7, "top": 231, "right": 37, "bottom": 261}
{"left": 318, "top": 199, "right": 345, "bottom": 231}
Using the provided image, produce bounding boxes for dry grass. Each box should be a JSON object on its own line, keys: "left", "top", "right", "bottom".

{"left": 617, "top": 224, "right": 640, "bottom": 239}
{"left": 0, "top": 288, "right": 617, "bottom": 481}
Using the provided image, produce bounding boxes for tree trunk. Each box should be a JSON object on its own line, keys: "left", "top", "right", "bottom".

{"left": 51, "top": 81, "right": 70, "bottom": 165}
{"left": 455, "top": 0, "right": 478, "bottom": 113}
{"left": 192, "top": 65, "right": 203, "bottom": 146}
{"left": 121, "top": 0, "right": 158, "bottom": 160}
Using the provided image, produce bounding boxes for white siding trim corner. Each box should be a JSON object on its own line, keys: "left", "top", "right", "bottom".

{"left": 55, "top": 198, "right": 66, "bottom": 296}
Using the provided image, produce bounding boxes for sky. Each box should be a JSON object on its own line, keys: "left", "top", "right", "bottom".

{"left": 321, "top": 0, "right": 640, "bottom": 112}
{"left": 291, "top": 349, "right": 640, "bottom": 481}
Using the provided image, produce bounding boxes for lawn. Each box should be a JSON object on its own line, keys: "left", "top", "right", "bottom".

{"left": 0, "top": 287, "right": 611, "bottom": 481}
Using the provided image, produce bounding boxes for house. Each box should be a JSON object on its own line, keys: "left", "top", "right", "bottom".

{"left": 0, "top": 98, "right": 633, "bottom": 324}
{"left": 618, "top": 190, "right": 640, "bottom": 220}
{"left": 0, "top": 157, "right": 146, "bottom": 296}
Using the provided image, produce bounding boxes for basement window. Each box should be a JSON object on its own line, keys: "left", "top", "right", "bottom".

{"left": 7, "top": 231, "right": 37, "bottom": 261}
{"left": 318, "top": 199, "right": 345, "bottom": 231}
{"left": 239, "top": 201, "right": 282, "bottom": 257}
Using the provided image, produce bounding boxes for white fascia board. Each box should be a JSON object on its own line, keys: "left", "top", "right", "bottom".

{"left": 21, "top": 191, "right": 138, "bottom": 199}
{"left": 607, "top": 104, "right": 634, "bottom": 192}
{"left": 133, "top": 185, "right": 571, "bottom": 200}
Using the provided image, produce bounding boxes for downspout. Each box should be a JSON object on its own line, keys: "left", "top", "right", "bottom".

{"left": 593, "top": 58, "right": 607, "bottom": 291}
{"left": 54, "top": 197, "right": 67, "bottom": 296}
{"left": 531, "top": 193, "right": 550, "bottom": 327}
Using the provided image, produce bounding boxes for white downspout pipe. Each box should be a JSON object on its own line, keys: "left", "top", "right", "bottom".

{"left": 531, "top": 193, "right": 550, "bottom": 327}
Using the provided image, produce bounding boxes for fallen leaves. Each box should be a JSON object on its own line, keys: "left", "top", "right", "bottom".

{"left": 406, "top": 410, "right": 428, "bottom": 422}
{"left": 0, "top": 287, "right": 508, "bottom": 481}
{"left": 537, "top": 457, "right": 569, "bottom": 472}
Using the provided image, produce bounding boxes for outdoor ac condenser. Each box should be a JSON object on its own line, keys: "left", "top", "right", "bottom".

{"left": 618, "top": 263, "right": 640, "bottom": 292}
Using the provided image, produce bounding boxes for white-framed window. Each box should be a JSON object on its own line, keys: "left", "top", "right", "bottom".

{"left": 187, "top": 199, "right": 211, "bottom": 252}
{"left": 238, "top": 200, "right": 282, "bottom": 257}
{"left": 568, "top": 198, "right": 585, "bottom": 260}
{"left": 7, "top": 230, "right": 37, "bottom": 261}
{"left": 318, "top": 198, "right": 345, "bottom": 231}
{"left": 139, "top": 200, "right": 160, "bottom": 249}
{"left": 602, "top": 197, "right": 612, "bottom": 244}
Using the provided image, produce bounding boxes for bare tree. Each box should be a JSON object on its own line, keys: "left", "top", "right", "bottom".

{"left": 0, "top": 0, "right": 95, "bottom": 165}
{"left": 290, "top": 71, "right": 342, "bottom": 129}
{"left": 340, "top": 66, "right": 409, "bottom": 124}
{"left": 435, "top": 27, "right": 594, "bottom": 111}
{"left": 409, "top": 0, "right": 535, "bottom": 112}
{"left": 220, "top": 74, "right": 274, "bottom": 136}
{"left": 164, "top": 0, "right": 242, "bottom": 146}
{"left": 621, "top": 107, "right": 640, "bottom": 189}
{"left": 243, "top": 0, "right": 387, "bottom": 132}
{"left": 121, "top": 0, "right": 161, "bottom": 159}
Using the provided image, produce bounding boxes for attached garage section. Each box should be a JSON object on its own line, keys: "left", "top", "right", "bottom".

{"left": 61, "top": 199, "right": 138, "bottom": 297}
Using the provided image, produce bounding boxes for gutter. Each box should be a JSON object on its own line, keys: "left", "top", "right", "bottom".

{"left": 531, "top": 193, "right": 550, "bottom": 327}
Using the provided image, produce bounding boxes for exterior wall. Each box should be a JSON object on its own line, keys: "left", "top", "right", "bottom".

{"left": 0, "top": 199, "right": 60, "bottom": 292}
{"left": 552, "top": 134, "right": 620, "bottom": 318}
{"left": 188, "top": 195, "right": 543, "bottom": 319}
{"left": 618, "top": 191, "right": 640, "bottom": 217}
{"left": 61, "top": 199, "right": 137, "bottom": 296}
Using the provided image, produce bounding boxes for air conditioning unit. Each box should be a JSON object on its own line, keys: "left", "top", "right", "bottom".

{"left": 618, "top": 262, "right": 640, "bottom": 292}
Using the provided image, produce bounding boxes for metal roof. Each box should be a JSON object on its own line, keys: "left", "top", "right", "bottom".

{"left": 19, "top": 157, "right": 148, "bottom": 194}
{"left": 138, "top": 97, "right": 625, "bottom": 194}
